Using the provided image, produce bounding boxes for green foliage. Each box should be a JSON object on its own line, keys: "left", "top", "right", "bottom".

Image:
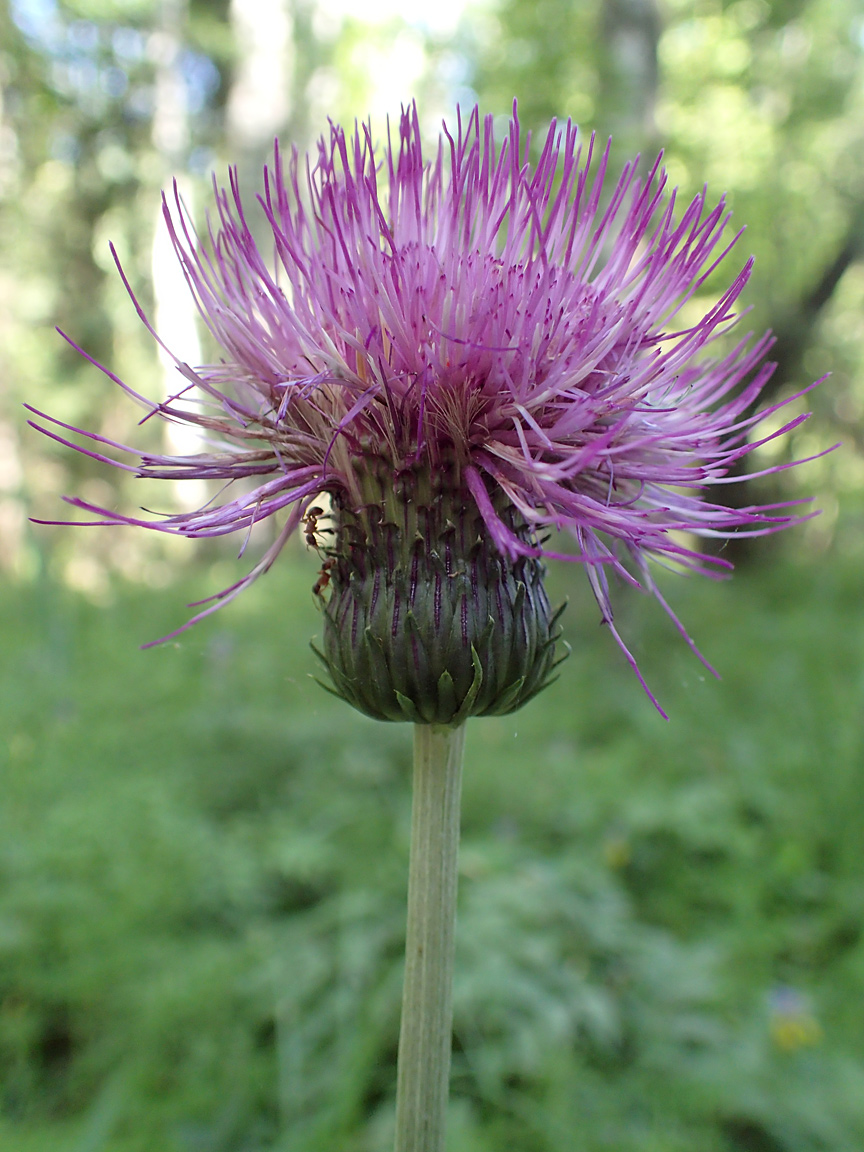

{"left": 2, "top": 546, "right": 864, "bottom": 1150}
{"left": 466, "top": 0, "right": 600, "bottom": 132}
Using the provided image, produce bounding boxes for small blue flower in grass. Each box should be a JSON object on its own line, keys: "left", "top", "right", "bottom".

{"left": 29, "top": 103, "right": 829, "bottom": 721}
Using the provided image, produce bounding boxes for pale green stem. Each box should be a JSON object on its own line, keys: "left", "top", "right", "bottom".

{"left": 394, "top": 722, "right": 467, "bottom": 1152}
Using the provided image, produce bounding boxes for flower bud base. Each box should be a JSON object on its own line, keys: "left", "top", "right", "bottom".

{"left": 313, "top": 461, "right": 567, "bottom": 725}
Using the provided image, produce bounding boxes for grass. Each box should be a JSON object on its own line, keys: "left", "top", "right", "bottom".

{"left": 1, "top": 541, "right": 864, "bottom": 1151}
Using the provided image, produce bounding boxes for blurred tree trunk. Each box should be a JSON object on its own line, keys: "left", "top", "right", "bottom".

{"left": 151, "top": 0, "right": 205, "bottom": 508}
{"left": 598, "top": 0, "right": 661, "bottom": 164}
{"left": 226, "top": 0, "right": 294, "bottom": 180}
{"left": 152, "top": 0, "right": 190, "bottom": 171}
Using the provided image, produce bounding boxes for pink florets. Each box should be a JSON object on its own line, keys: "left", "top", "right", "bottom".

{"left": 30, "top": 103, "right": 827, "bottom": 710}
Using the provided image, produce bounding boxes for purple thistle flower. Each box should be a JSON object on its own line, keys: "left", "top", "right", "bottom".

{"left": 30, "top": 103, "right": 827, "bottom": 719}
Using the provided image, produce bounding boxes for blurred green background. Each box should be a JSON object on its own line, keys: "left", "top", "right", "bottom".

{"left": 2, "top": 0, "right": 864, "bottom": 1149}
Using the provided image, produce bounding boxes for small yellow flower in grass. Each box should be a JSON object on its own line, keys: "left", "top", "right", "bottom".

{"left": 769, "top": 986, "right": 823, "bottom": 1052}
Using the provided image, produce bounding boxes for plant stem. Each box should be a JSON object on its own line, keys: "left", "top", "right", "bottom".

{"left": 394, "top": 723, "right": 467, "bottom": 1152}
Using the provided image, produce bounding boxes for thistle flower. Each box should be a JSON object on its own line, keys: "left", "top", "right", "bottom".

{"left": 31, "top": 104, "right": 823, "bottom": 720}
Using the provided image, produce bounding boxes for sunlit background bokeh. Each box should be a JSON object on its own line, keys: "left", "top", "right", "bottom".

{"left": 3, "top": 2, "right": 864, "bottom": 1150}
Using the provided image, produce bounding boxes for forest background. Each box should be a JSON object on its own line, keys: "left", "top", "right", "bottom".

{"left": 2, "top": 0, "right": 864, "bottom": 1149}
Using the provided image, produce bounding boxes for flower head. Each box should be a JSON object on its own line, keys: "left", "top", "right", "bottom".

{"left": 31, "top": 103, "right": 824, "bottom": 719}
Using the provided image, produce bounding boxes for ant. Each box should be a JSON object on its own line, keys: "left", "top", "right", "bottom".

{"left": 303, "top": 506, "right": 326, "bottom": 550}
{"left": 304, "top": 504, "right": 336, "bottom": 597}
{"left": 313, "top": 558, "right": 336, "bottom": 598}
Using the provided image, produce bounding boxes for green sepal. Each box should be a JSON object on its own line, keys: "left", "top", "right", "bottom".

{"left": 451, "top": 645, "right": 484, "bottom": 727}
{"left": 487, "top": 675, "right": 526, "bottom": 715}
{"left": 436, "top": 670, "right": 458, "bottom": 719}
{"left": 309, "top": 640, "right": 328, "bottom": 667}
{"left": 395, "top": 691, "right": 424, "bottom": 722}
{"left": 551, "top": 641, "right": 572, "bottom": 670}
{"left": 310, "top": 675, "right": 346, "bottom": 700}
{"left": 550, "top": 599, "right": 569, "bottom": 629}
